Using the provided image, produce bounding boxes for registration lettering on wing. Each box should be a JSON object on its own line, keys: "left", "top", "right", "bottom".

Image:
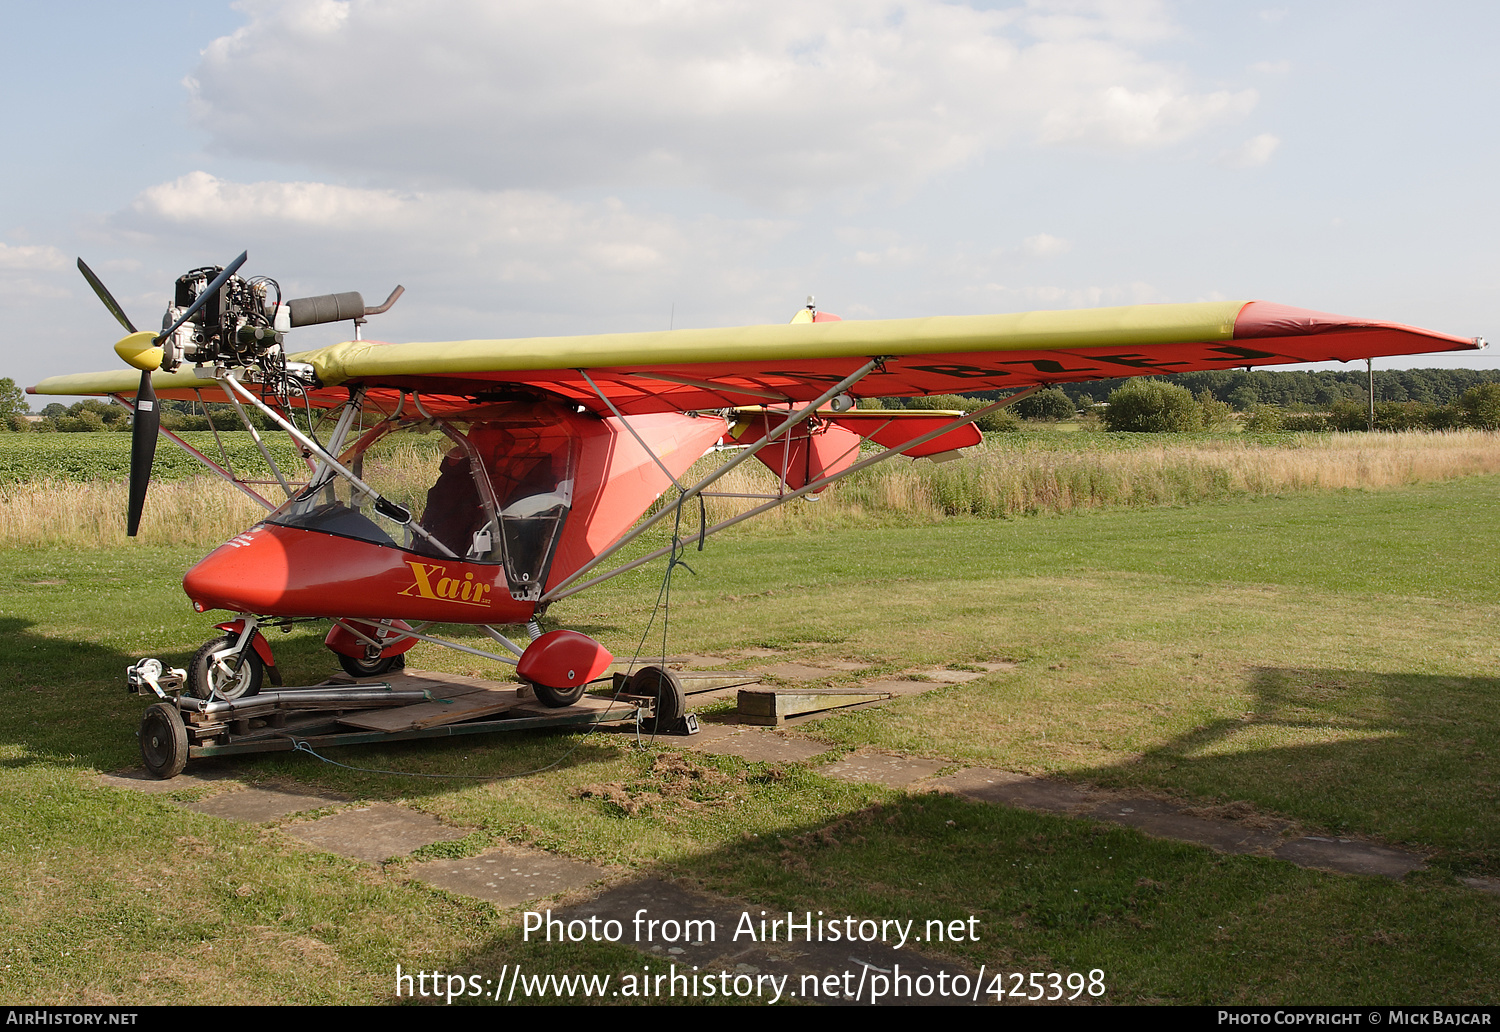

{"left": 397, "top": 561, "right": 494, "bottom": 607}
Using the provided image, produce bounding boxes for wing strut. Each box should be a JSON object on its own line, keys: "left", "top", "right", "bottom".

{"left": 329, "top": 618, "right": 519, "bottom": 666}
{"left": 542, "top": 358, "right": 885, "bottom": 601}
{"left": 542, "top": 384, "right": 1041, "bottom": 603}
{"left": 215, "top": 380, "right": 298, "bottom": 500}
{"left": 578, "top": 368, "right": 687, "bottom": 492}
{"left": 111, "top": 392, "right": 279, "bottom": 512}
{"left": 216, "top": 372, "right": 456, "bottom": 559}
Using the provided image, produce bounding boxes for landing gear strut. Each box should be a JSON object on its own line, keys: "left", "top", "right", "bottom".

{"left": 187, "top": 635, "right": 264, "bottom": 701}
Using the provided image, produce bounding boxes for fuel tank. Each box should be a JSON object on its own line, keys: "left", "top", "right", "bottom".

{"left": 183, "top": 523, "right": 537, "bottom": 623}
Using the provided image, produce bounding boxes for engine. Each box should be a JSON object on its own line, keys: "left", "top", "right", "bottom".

{"left": 155, "top": 264, "right": 401, "bottom": 392}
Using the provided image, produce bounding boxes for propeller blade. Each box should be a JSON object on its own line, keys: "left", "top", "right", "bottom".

{"left": 77, "top": 258, "right": 137, "bottom": 334}
{"left": 127, "top": 371, "right": 159, "bottom": 537}
{"left": 156, "top": 251, "right": 247, "bottom": 344}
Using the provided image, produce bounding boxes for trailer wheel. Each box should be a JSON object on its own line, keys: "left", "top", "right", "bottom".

{"left": 139, "top": 702, "right": 188, "bottom": 779}
{"left": 336, "top": 652, "right": 406, "bottom": 679}
{"left": 532, "top": 681, "right": 586, "bottom": 708}
{"left": 629, "top": 666, "right": 685, "bottom": 728}
{"left": 187, "top": 636, "right": 264, "bottom": 701}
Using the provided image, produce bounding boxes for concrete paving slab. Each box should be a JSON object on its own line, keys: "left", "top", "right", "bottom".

{"left": 822, "top": 752, "right": 947, "bottom": 788}
{"left": 760, "top": 663, "right": 854, "bottom": 681}
{"left": 859, "top": 678, "right": 948, "bottom": 698}
{"left": 975, "top": 661, "right": 1018, "bottom": 672}
{"left": 929, "top": 768, "right": 1097, "bottom": 812}
{"left": 642, "top": 722, "right": 739, "bottom": 749}
{"left": 911, "top": 669, "right": 986, "bottom": 684}
{"left": 184, "top": 786, "right": 350, "bottom": 822}
{"left": 675, "top": 655, "right": 731, "bottom": 668}
{"left": 673, "top": 724, "right": 831, "bottom": 763}
{"left": 933, "top": 770, "right": 1432, "bottom": 879}
{"left": 1273, "top": 837, "right": 1427, "bottom": 879}
{"left": 412, "top": 844, "right": 608, "bottom": 907}
{"left": 1092, "top": 798, "right": 1284, "bottom": 855}
{"left": 556, "top": 879, "right": 981, "bottom": 1006}
{"left": 98, "top": 768, "right": 234, "bottom": 794}
{"left": 284, "top": 802, "right": 469, "bottom": 863}
{"left": 1460, "top": 876, "right": 1500, "bottom": 896}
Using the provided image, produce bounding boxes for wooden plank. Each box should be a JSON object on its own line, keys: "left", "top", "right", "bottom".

{"left": 678, "top": 672, "right": 761, "bottom": 695}
{"left": 737, "top": 688, "right": 893, "bottom": 726}
{"left": 338, "top": 687, "right": 524, "bottom": 732}
{"left": 510, "top": 695, "right": 640, "bottom": 720}
{"left": 380, "top": 669, "right": 498, "bottom": 698}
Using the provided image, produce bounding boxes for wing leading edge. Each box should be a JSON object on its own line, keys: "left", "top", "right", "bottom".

{"left": 31, "top": 300, "right": 1482, "bottom": 414}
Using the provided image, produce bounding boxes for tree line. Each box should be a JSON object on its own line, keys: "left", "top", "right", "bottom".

{"left": 0, "top": 380, "right": 281, "bottom": 433}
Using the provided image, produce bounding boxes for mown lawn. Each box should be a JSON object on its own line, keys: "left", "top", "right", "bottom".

{"left": 1, "top": 476, "right": 1497, "bottom": 1004}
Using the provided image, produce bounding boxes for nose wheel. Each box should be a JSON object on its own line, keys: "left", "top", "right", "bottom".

{"left": 187, "top": 635, "right": 264, "bottom": 701}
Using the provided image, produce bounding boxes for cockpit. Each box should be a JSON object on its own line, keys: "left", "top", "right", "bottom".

{"left": 265, "top": 400, "right": 581, "bottom": 602}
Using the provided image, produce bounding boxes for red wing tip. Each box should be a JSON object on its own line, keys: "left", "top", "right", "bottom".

{"left": 1235, "top": 300, "right": 1479, "bottom": 350}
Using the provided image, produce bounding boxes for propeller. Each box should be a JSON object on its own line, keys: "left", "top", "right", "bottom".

{"left": 76, "top": 252, "right": 246, "bottom": 536}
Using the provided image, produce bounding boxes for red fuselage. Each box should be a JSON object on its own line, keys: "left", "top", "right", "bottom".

{"left": 183, "top": 523, "right": 537, "bottom": 624}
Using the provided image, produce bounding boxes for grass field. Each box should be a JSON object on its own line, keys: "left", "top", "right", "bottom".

{"left": 1, "top": 436, "right": 1498, "bottom": 1004}
{"left": 6, "top": 428, "right": 1500, "bottom": 548}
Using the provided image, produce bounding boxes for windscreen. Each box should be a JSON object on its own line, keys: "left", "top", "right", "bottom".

{"left": 264, "top": 401, "right": 580, "bottom": 601}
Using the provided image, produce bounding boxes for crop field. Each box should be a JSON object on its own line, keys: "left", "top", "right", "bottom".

{"left": 0, "top": 431, "right": 1498, "bottom": 1005}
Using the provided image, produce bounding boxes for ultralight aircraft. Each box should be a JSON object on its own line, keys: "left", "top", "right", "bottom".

{"left": 29, "top": 253, "right": 1485, "bottom": 773}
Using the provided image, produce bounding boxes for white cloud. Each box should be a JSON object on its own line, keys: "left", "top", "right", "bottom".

{"left": 186, "top": 0, "right": 1258, "bottom": 204}
{"left": 133, "top": 172, "right": 407, "bottom": 228}
{"left": 124, "top": 173, "right": 711, "bottom": 281}
{"left": 854, "top": 244, "right": 925, "bottom": 266}
{"left": 1022, "top": 233, "right": 1072, "bottom": 258}
{"left": 0, "top": 242, "right": 67, "bottom": 271}
{"left": 0, "top": 243, "right": 70, "bottom": 311}
{"left": 109, "top": 172, "right": 802, "bottom": 335}
{"left": 1218, "top": 132, "right": 1280, "bottom": 168}
{"left": 0, "top": 278, "right": 69, "bottom": 302}
{"left": 969, "top": 279, "right": 1164, "bottom": 308}
{"left": 1040, "top": 82, "right": 1255, "bottom": 148}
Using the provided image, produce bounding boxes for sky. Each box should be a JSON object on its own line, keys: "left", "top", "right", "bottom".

{"left": 4, "top": 0, "right": 1498, "bottom": 402}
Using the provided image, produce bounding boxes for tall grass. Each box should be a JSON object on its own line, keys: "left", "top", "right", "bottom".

{"left": 0, "top": 478, "right": 272, "bottom": 548}
{"left": 5, "top": 431, "right": 1499, "bottom": 548}
{"left": 689, "top": 430, "right": 1500, "bottom": 530}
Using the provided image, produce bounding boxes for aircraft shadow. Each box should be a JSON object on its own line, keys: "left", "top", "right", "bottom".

{"left": 1069, "top": 664, "right": 1500, "bottom": 870}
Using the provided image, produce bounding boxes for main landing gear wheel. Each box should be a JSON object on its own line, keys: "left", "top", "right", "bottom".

{"left": 628, "top": 666, "right": 686, "bottom": 730}
{"left": 336, "top": 652, "right": 406, "bottom": 679}
{"left": 187, "top": 636, "right": 264, "bottom": 701}
{"left": 139, "top": 702, "right": 188, "bottom": 779}
{"left": 532, "top": 680, "right": 587, "bottom": 709}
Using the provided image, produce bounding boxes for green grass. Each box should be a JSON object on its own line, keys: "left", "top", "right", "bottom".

{"left": 2, "top": 478, "right": 1499, "bottom": 1003}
